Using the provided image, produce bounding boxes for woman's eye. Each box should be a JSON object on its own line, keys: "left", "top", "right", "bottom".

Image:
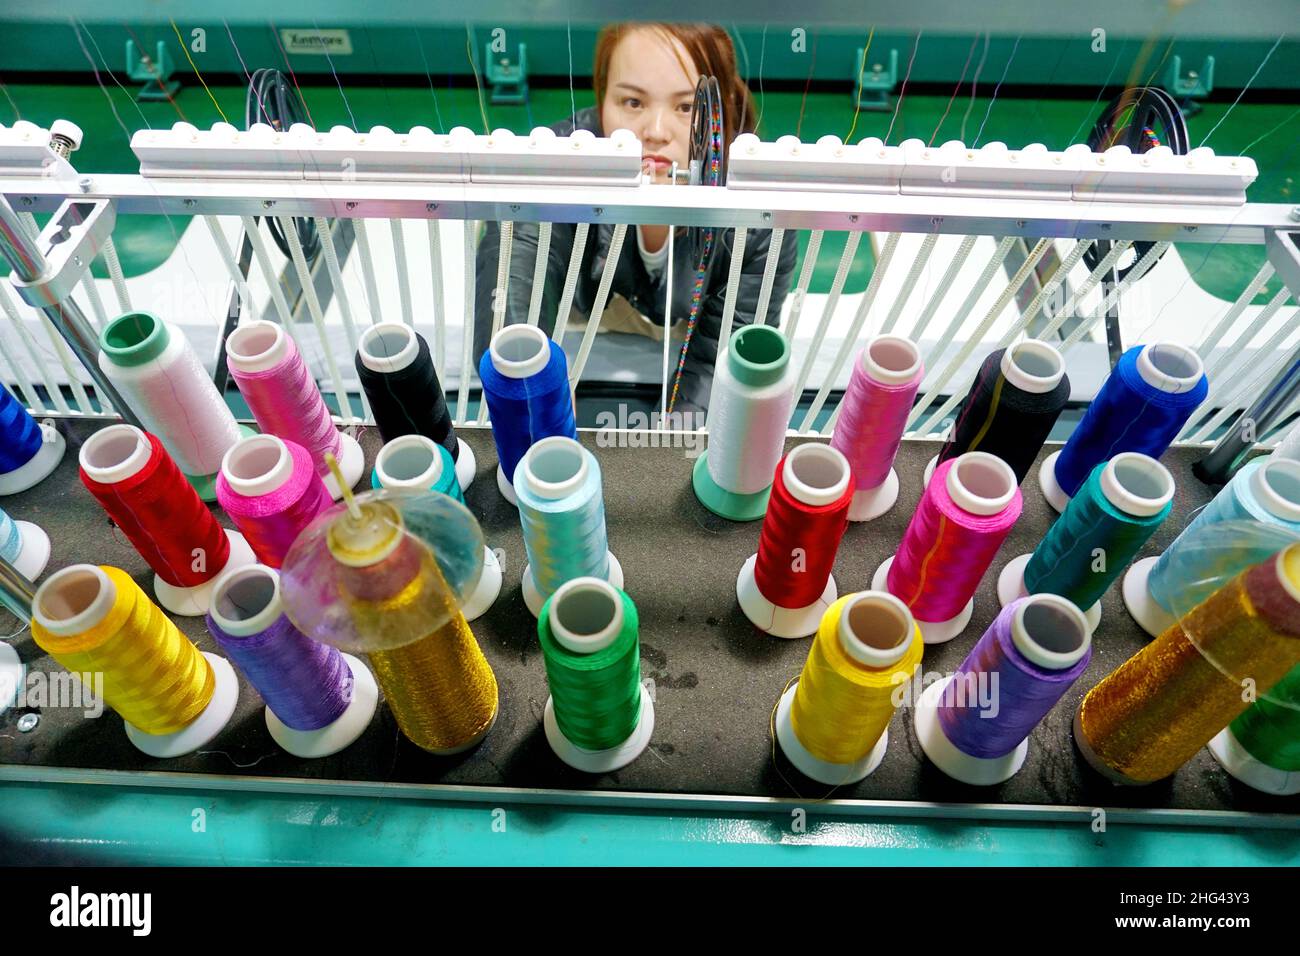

{"left": 677, "top": 103, "right": 693, "bottom": 113}
{"left": 623, "top": 98, "right": 641, "bottom": 109}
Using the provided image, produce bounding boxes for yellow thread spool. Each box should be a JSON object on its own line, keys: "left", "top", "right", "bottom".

{"left": 31, "top": 565, "right": 215, "bottom": 735}
{"left": 326, "top": 492, "right": 498, "bottom": 754}
{"left": 1075, "top": 544, "right": 1300, "bottom": 784}
{"left": 776, "top": 592, "right": 923, "bottom": 785}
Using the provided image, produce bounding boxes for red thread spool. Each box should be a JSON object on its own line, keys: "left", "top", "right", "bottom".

{"left": 79, "top": 424, "right": 255, "bottom": 617}
{"left": 738, "top": 443, "right": 854, "bottom": 638}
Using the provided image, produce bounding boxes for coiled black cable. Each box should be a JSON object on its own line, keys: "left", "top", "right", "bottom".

{"left": 245, "top": 68, "right": 320, "bottom": 262}
{"left": 1083, "top": 86, "right": 1188, "bottom": 281}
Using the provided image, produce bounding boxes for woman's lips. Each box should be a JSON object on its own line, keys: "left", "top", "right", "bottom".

{"left": 644, "top": 155, "right": 672, "bottom": 169}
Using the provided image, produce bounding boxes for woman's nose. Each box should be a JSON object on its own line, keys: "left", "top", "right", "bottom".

{"left": 642, "top": 106, "right": 671, "bottom": 143}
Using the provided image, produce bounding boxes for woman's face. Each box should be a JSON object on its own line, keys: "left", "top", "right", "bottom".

{"left": 600, "top": 28, "right": 698, "bottom": 183}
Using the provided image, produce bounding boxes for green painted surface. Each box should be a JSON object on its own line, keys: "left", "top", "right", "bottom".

{"left": 1, "top": 782, "right": 1296, "bottom": 865}
{"left": 2, "top": 79, "right": 1294, "bottom": 298}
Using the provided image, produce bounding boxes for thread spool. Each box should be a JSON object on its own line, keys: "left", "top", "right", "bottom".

{"left": 1209, "top": 663, "right": 1300, "bottom": 795}
{"left": 831, "top": 335, "right": 923, "bottom": 521}
{"left": 0, "top": 382, "right": 65, "bottom": 496}
{"left": 1124, "top": 456, "right": 1300, "bottom": 637}
{"left": 538, "top": 577, "right": 654, "bottom": 772}
{"left": 999, "top": 453, "right": 1173, "bottom": 633}
{"left": 80, "top": 424, "right": 257, "bottom": 616}
{"left": 207, "top": 563, "right": 377, "bottom": 758}
{"left": 873, "top": 452, "right": 1022, "bottom": 643}
{"left": 30, "top": 564, "right": 239, "bottom": 757}
{"left": 737, "top": 443, "right": 852, "bottom": 638}
{"left": 924, "top": 340, "right": 1070, "bottom": 487}
{"left": 371, "top": 434, "right": 501, "bottom": 620}
{"left": 1039, "top": 342, "right": 1206, "bottom": 512}
{"left": 216, "top": 435, "right": 334, "bottom": 568}
{"left": 226, "top": 321, "right": 364, "bottom": 501}
{"left": 98, "top": 311, "right": 246, "bottom": 501}
{"left": 279, "top": 488, "right": 498, "bottom": 754}
{"left": 356, "top": 322, "right": 474, "bottom": 492}
{"left": 692, "top": 324, "right": 797, "bottom": 521}
{"left": 479, "top": 324, "right": 577, "bottom": 506}
{"left": 1074, "top": 544, "right": 1300, "bottom": 785}
{"left": 515, "top": 436, "right": 623, "bottom": 617}
{"left": 914, "top": 594, "right": 1092, "bottom": 785}
{"left": 774, "top": 592, "right": 923, "bottom": 785}
{"left": 0, "top": 504, "right": 50, "bottom": 580}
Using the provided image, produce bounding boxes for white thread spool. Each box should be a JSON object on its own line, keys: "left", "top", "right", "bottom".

{"left": 541, "top": 576, "right": 655, "bottom": 773}
{"left": 737, "top": 443, "right": 849, "bottom": 638}
{"left": 98, "top": 312, "right": 242, "bottom": 499}
{"left": 207, "top": 563, "right": 378, "bottom": 759}
{"left": 693, "top": 324, "right": 796, "bottom": 521}
{"left": 32, "top": 564, "right": 239, "bottom": 757}
{"left": 357, "top": 322, "right": 476, "bottom": 492}
{"left": 372, "top": 435, "right": 501, "bottom": 620}
{"left": 226, "top": 321, "right": 364, "bottom": 502}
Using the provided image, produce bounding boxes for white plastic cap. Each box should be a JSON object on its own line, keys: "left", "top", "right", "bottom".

{"left": 837, "top": 591, "right": 917, "bottom": 668}
{"left": 547, "top": 576, "right": 624, "bottom": 654}
{"left": 1099, "top": 453, "right": 1174, "bottom": 517}
{"left": 79, "top": 423, "right": 152, "bottom": 485}
{"left": 358, "top": 323, "right": 419, "bottom": 374}
{"left": 946, "top": 452, "right": 1017, "bottom": 516}
{"left": 33, "top": 564, "right": 116, "bottom": 637}
{"left": 221, "top": 435, "right": 293, "bottom": 498}
{"left": 50, "top": 119, "right": 83, "bottom": 149}
{"left": 519, "top": 437, "right": 587, "bottom": 501}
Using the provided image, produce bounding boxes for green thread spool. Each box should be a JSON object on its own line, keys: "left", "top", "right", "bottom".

{"left": 1210, "top": 663, "right": 1300, "bottom": 795}
{"left": 538, "top": 577, "right": 654, "bottom": 772}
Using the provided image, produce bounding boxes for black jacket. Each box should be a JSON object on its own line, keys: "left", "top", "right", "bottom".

{"left": 472, "top": 106, "right": 797, "bottom": 416}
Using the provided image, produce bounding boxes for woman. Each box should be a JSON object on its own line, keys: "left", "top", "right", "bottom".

{"left": 472, "top": 22, "right": 797, "bottom": 418}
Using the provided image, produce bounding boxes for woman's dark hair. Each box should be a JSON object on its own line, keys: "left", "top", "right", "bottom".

{"left": 593, "top": 23, "right": 757, "bottom": 148}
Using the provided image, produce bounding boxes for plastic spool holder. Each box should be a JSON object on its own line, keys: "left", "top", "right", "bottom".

{"left": 1208, "top": 726, "right": 1300, "bottom": 796}
{"left": 357, "top": 322, "right": 476, "bottom": 493}
{"left": 371, "top": 434, "right": 500, "bottom": 621}
{"left": 0, "top": 642, "right": 22, "bottom": 716}
{"left": 0, "top": 421, "right": 65, "bottom": 496}
{"left": 10, "top": 520, "right": 51, "bottom": 581}
{"left": 123, "top": 652, "right": 240, "bottom": 758}
{"left": 737, "top": 443, "right": 848, "bottom": 638}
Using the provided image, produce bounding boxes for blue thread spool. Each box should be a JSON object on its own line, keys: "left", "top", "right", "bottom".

{"left": 0, "top": 383, "right": 65, "bottom": 496}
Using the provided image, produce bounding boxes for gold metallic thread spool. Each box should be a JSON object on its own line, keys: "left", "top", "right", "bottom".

{"left": 1075, "top": 545, "right": 1300, "bottom": 784}
{"left": 329, "top": 498, "right": 498, "bottom": 754}
{"left": 31, "top": 565, "right": 215, "bottom": 734}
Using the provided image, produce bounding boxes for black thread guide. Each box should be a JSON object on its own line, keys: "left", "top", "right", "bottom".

{"left": 2, "top": 419, "right": 1297, "bottom": 825}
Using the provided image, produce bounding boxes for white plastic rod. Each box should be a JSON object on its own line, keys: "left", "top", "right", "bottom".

{"left": 1008, "top": 238, "right": 1094, "bottom": 343}
{"left": 279, "top": 216, "right": 354, "bottom": 423}
{"left": 569, "top": 223, "right": 628, "bottom": 387}
{"left": 782, "top": 229, "right": 823, "bottom": 341}
{"left": 1187, "top": 319, "right": 1300, "bottom": 444}
{"left": 39, "top": 313, "right": 94, "bottom": 414}
{"left": 477, "top": 220, "right": 516, "bottom": 425}
{"left": 1060, "top": 240, "right": 1171, "bottom": 351}
{"left": 800, "top": 231, "right": 900, "bottom": 433}
{"left": 426, "top": 219, "right": 448, "bottom": 372}
{"left": 753, "top": 227, "right": 785, "bottom": 327}
{"left": 389, "top": 218, "right": 414, "bottom": 328}
{"left": 789, "top": 230, "right": 863, "bottom": 409}
{"left": 0, "top": 283, "right": 69, "bottom": 414}
{"left": 0, "top": 289, "right": 48, "bottom": 413}
{"left": 457, "top": 220, "right": 478, "bottom": 425}
{"left": 714, "top": 227, "right": 749, "bottom": 367}
{"left": 313, "top": 216, "right": 371, "bottom": 421}
{"left": 1193, "top": 261, "right": 1276, "bottom": 360}
{"left": 204, "top": 215, "right": 263, "bottom": 326}
{"left": 526, "top": 221, "right": 554, "bottom": 328}
{"left": 551, "top": 223, "right": 591, "bottom": 344}
{"left": 351, "top": 218, "right": 384, "bottom": 326}
{"left": 100, "top": 237, "right": 132, "bottom": 314}
{"left": 1033, "top": 240, "right": 1133, "bottom": 342}
{"left": 79, "top": 275, "right": 109, "bottom": 330}
{"left": 240, "top": 215, "right": 295, "bottom": 330}
{"left": 910, "top": 234, "right": 977, "bottom": 342}
{"left": 880, "top": 232, "right": 936, "bottom": 335}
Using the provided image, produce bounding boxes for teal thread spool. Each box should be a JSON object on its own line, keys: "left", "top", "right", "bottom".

{"left": 538, "top": 577, "right": 654, "bottom": 772}
{"left": 998, "top": 453, "right": 1173, "bottom": 632}
{"left": 371, "top": 434, "right": 501, "bottom": 621}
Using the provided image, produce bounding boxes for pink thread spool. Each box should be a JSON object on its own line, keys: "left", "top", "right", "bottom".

{"left": 830, "top": 335, "right": 924, "bottom": 521}
{"left": 226, "top": 321, "right": 365, "bottom": 501}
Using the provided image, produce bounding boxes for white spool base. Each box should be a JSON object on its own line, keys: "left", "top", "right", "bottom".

{"left": 265, "top": 653, "right": 379, "bottom": 759}
{"left": 996, "top": 553, "right": 1101, "bottom": 633}
{"left": 543, "top": 684, "right": 655, "bottom": 773}
{"left": 0, "top": 426, "right": 65, "bottom": 496}
{"left": 923, "top": 455, "right": 937, "bottom": 487}
{"left": 871, "top": 555, "right": 972, "bottom": 644}
{"left": 522, "top": 551, "right": 623, "bottom": 618}
{"left": 460, "top": 545, "right": 502, "bottom": 622}
{"left": 0, "top": 641, "right": 22, "bottom": 715}
{"left": 496, "top": 463, "right": 519, "bottom": 506}
{"left": 322, "top": 431, "right": 366, "bottom": 501}
{"left": 775, "top": 683, "right": 888, "bottom": 785}
{"left": 1121, "top": 556, "right": 1176, "bottom": 638}
{"left": 914, "top": 675, "right": 1028, "bottom": 786}
{"left": 124, "top": 652, "right": 239, "bottom": 758}
{"left": 153, "top": 529, "right": 257, "bottom": 617}
{"left": 735, "top": 553, "right": 837, "bottom": 638}
{"left": 12, "top": 520, "right": 51, "bottom": 580}
{"left": 847, "top": 469, "right": 899, "bottom": 522}
{"left": 1208, "top": 726, "right": 1300, "bottom": 796}
{"left": 454, "top": 437, "right": 476, "bottom": 492}
{"left": 1037, "top": 450, "right": 1070, "bottom": 513}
